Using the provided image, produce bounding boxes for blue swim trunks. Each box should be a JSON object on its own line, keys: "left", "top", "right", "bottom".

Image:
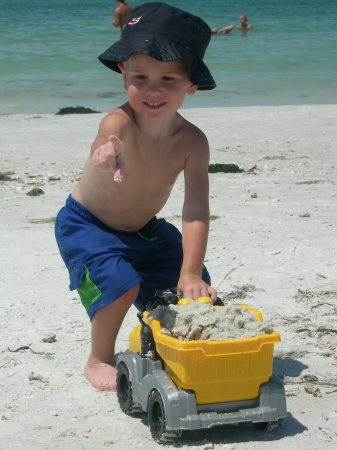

{"left": 55, "top": 195, "right": 211, "bottom": 319}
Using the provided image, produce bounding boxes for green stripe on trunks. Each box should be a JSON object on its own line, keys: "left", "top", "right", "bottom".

{"left": 77, "top": 265, "right": 102, "bottom": 311}
{"left": 136, "top": 230, "right": 158, "bottom": 242}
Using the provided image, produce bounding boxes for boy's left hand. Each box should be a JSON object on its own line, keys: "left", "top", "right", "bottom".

{"left": 177, "top": 274, "right": 217, "bottom": 303}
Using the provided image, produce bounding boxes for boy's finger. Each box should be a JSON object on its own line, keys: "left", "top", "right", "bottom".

{"left": 104, "top": 142, "right": 117, "bottom": 168}
{"left": 107, "top": 135, "right": 124, "bottom": 182}
{"left": 200, "top": 286, "right": 211, "bottom": 299}
{"left": 108, "top": 134, "right": 123, "bottom": 156}
{"left": 208, "top": 286, "right": 217, "bottom": 302}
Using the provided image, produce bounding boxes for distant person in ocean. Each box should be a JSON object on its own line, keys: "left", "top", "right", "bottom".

{"left": 112, "top": 0, "right": 132, "bottom": 34}
{"left": 237, "top": 15, "right": 253, "bottom": 31}
{"left": 211, "top": 15, "right": 253, "bottom": 36}
{"left": 211, "top": 25, "right": 233, "bottom": 35}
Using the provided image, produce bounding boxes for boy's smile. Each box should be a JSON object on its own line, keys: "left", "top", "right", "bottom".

{"left": 143, "top": 101, "right": 166, "bottom": 110}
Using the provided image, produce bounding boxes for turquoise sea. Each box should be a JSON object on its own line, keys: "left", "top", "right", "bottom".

{"left": 1, "top": 0, "right": 336, "bottom": 114}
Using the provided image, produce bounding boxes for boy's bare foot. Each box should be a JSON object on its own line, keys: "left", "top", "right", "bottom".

{"left": 84, "top": 361, "right": 117, "bottom": 391}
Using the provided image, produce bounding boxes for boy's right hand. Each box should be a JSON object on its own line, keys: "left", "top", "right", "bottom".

{"left": 91, "top": 135, "right": 124, "bottom": 182}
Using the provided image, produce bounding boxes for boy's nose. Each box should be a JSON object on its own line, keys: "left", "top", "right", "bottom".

{"left": 146, "top": 80, "right": 162, "bottom": 93}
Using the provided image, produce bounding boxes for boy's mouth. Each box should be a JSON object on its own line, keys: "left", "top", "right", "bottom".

{"left": 143, "top": 101, "right": 166, "bottom": 109}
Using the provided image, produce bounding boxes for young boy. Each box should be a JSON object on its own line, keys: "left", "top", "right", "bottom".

{"left": 55, "top": 2, "right": 217, "bottom": 392}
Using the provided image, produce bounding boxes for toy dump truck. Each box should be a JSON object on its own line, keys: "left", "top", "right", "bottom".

{"left": 116, "top": 294, "right": 287, "bottom": 443}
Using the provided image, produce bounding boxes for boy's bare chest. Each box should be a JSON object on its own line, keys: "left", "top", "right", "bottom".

{"left": 124, "top": 142, "right": 185, "bottom": 182}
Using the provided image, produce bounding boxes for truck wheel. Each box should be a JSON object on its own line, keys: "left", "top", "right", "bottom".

{"left": 116, "top": 362, "right": 141, "bottom": 415}
{"left": 147, "top": 389, "right": 182, "bottom": 443}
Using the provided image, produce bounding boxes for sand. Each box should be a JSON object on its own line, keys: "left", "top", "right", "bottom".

{"left": 1, "top": 105, "right": 337, "bottom": 449}
{"left": 150, "top": 303, "right": 273, "bottom": 341}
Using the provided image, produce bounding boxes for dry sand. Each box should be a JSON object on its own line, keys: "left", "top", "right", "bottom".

{"left": 1, "top": 105, "right": 336, "bottom": 449}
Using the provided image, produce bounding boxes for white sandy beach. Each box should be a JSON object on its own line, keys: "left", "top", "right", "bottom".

{"left": 1, "top": 105, "right": 336, "bottom": 449}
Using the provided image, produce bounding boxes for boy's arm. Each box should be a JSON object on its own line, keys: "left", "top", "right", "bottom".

{"left": 177, "top": 131, "right": 217, "bottom": 301}
{"left": 90, "top": 111, "right": 127, "bottom": 181}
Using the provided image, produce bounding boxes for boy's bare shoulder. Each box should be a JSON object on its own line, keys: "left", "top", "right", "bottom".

{"left": 178, "top": 113, "right": 209, "bottom": 150}
{"left": 98, "top": 103, "right": 133, "bottom": 138}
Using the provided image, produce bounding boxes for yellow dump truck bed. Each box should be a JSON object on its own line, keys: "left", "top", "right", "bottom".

{"left": 129, "top": 304, "right": 281, "bottom": 404}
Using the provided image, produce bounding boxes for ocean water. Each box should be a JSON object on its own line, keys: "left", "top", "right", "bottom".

{"left": 0, "top": 0, "right": 336, "bottom": 114}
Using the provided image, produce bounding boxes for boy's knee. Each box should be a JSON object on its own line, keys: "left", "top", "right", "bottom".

{"left": 121, "top": 284, "right": 140, "bottom": 308}
{"left": 110, "top": 284, "right": 140, "bottom": 312}
{"left": 90, "top": 284, "right": 140, "bottom": 320}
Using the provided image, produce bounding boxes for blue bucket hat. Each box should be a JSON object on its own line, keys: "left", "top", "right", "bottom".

{"left": 98, "top": 2, "right": 216, "bottom": 91}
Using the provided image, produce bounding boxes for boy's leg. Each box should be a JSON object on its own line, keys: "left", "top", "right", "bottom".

{"left": 84, "top": 284, "right": 139, "bottom": 391}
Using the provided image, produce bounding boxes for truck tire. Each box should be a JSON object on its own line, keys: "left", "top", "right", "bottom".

{"left": 116, "top": 362, "right": 141, "bottom": 415}
{"left": 147, "top": 389, "right": 182, "bottom": 443}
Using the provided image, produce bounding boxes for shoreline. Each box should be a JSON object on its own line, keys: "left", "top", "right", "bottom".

{"left": 1, "top": 102, "right": 336, "bottom": 116}
{"left": 2, "top": 101, "right": 337, "bottom": 117}
{"left": 1, "top": 104, "right": 336, "bottom": 449}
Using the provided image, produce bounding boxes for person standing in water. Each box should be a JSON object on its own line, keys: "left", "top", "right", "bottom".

{"left": 237, "top": 15, "right": 253, "bottom": 31}
{"left": 112, "top": 0, "right": 133, "bottom": 34}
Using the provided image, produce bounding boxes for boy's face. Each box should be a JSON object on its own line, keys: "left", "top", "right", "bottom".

{"left": 118, "top": 53, "right": 197, "bottom": 120}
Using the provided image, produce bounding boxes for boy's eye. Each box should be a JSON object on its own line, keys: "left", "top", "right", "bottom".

{"left": 162, "top": 76, "right": 175, "bottom": 81}
{"left": 134, "top": 74, "right": 147, "bottom": 80}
